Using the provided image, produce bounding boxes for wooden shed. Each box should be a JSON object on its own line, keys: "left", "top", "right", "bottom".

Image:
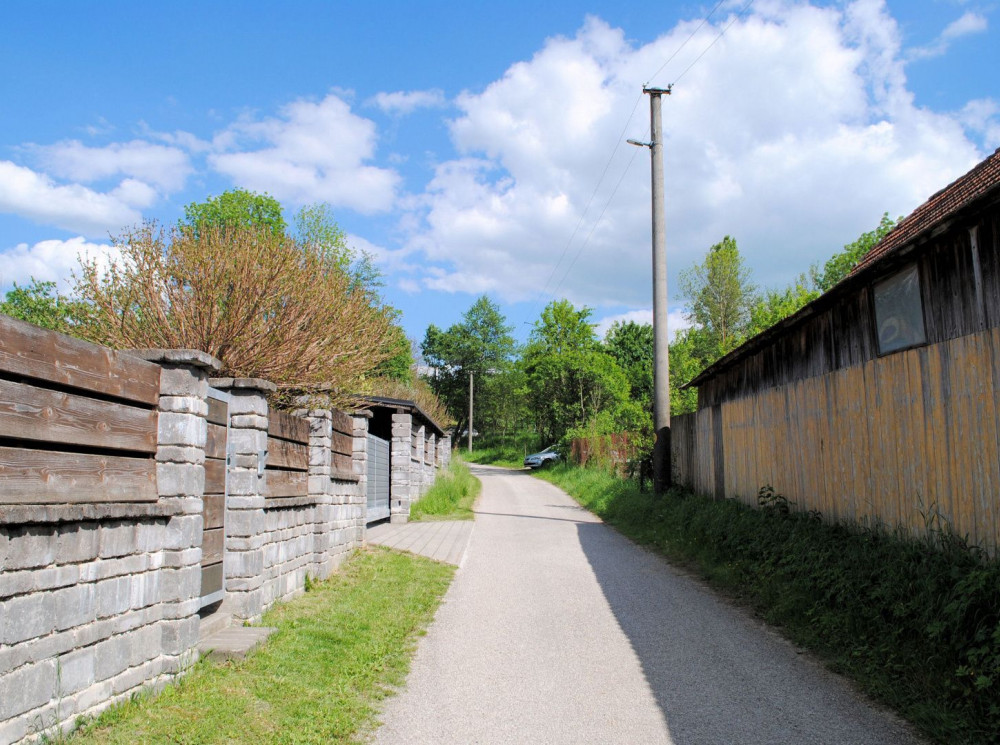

{"left": 673, "top": 148, "right": 1000, "bottom": 552}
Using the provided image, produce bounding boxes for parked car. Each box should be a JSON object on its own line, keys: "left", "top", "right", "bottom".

{"left": 524, "top": 446, "right": 561, "bottom": 469}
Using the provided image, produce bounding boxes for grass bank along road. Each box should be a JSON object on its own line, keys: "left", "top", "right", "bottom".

{"left": 374, "top": 464, "right": 922, "bottom": 745}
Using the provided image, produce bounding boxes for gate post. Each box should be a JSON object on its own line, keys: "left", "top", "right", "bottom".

{"left": 210, "top": 378, "right": 274, "bottom": 623}
{"left": 352, "top": 412, "right": 371, "bottom": 546}
{"left": 390, "top": 411, "right": 413, "bottom": 524}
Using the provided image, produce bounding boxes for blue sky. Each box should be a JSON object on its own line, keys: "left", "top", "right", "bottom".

{"left": 1, "top": 0, "right": 998, "bottom": 349}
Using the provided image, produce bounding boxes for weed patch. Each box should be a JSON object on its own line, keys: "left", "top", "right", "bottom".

{"left": 536, "top": 464, "right": 1000, "bottom": 745}
{"left": 409, "top": 460, "right": 481, "bottom": 520}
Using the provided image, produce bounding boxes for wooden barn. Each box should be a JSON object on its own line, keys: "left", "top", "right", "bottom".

{"left": 673, "top": 148, "right": 1000, "bottom": 552}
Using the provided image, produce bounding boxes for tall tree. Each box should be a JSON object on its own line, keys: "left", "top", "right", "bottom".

{"left": 604, "top": 320, "right": 654, "bottom": 413}
{"left": 0, "top": 279, "right": 91, "bottom": 335}
{"left": 182, "top": 188, "right": 286, "bottom": 237}
{"left": 522, "top": 300, "right": 632, "bottom": 444}
{"left": 421, "top": 296, "right": 517, "bottom": 439}
{"left": 679, "top": 235, "right": 757, "bottom": 357}
{"left": 812, "top": 212, "right": 898, "bottom": 292}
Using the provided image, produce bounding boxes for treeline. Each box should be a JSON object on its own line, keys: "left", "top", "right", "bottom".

{"left": 421, "top": 213, "right": 898, "bottom": 449}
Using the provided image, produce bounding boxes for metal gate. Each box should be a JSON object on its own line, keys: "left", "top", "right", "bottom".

{"left": 366, "top": 434, "right": 390, "bottom": 523}
{"left": 201, "top": 387, "right": 230, "bottom": 608}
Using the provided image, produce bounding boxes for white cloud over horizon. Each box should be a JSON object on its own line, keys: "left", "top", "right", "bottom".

{"left": 210, "top": 93, "right": 401, "bottom": 214}
{"left": 370, "top": 89, "right": 448, "bottom": 115}
{"left": 398, "top": 0, "right": 991, "bottom": 312}
{"left": 0, "top": 236, "right": 118, "bottom": 292}
{"left": 29, "top": 139, "right": 192, "bottom": 192}
{"left": 907, "top": 10, "right": 988, "bottom": 61}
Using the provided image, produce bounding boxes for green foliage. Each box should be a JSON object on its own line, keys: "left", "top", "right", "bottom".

{"left": 0, "top": 279, "right": 91, "bottom": 336}
{"left": 66, "top": 550, "right": 453, "bottom": 744}
{"left": 747, "top": 277, "right": 820, "bottom": 336}
{"left": 679, "top": 235, "right": 757, "bottom": 356}
{"left": 603, "top": 320, "right": 654, "bottom": 411}
{"left": 372, "top": 326, "right": 414, "bottom": 382}
{"left": 460, "top": 431, "right": 543, "bottom": 468}
{"left": 409, "top": 460, "right": 482, "bottom": 520}
{"left": 812, "top": 212, "right": 898, "bottom": 292}
{"left": 421, "top": 296, "right": 518, "bottom": 438}
{"left": 522, "top": 300, "right": 633, "bottom": 444}
{"left": 537, "top": 464, "right": 1000, "bottom": 745}
{"left": 182, "top": 188, "right": 286, "bottom": 237}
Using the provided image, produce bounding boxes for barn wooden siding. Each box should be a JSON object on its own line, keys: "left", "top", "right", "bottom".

{"left": 0, "top": 315, "right": 161, "bottom": 503}
{"left": 676, "top": 201, "right": 1000, "bottom": 553}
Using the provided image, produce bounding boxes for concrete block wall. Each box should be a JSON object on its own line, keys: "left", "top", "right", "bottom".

{"left": 390, "top": 413, "right": 413, "bottom": 524}
{"left": 0, "top": 349, "right": 217, "bottom": 745}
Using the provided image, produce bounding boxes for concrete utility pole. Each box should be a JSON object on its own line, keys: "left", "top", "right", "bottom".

{"left": 629, "top": 85, "right": 672, "bottom": 494}
{"left": 468, "top": 371, "right": 474, "bottom": 453}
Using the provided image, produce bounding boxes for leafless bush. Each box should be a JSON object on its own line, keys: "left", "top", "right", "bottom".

{"left": 76, "top": 222, "right": 397, "bottom": 403}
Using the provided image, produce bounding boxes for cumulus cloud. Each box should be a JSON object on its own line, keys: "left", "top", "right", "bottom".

{"left": 0, "top": 161, "right": 143, "bottom": 237}
{"left": 210, "top": 93, "right": 400, "bottom": 213}
{"left": 30, "top": 139, "right": 192, "bottom": 192}
{"left": 594, "top": 308, "right": 691, "bottom": 341}
{"left": 907, "top": 10, "right": 988, "bottom": 60}
{"left": 370, "top": 89, "right": 447, "bottom": 115}
{"left": 400, "top": 1, "right": 984, "bottom": 311}
{"left": 0, "top": 236, "right": 118, "bottom": 292}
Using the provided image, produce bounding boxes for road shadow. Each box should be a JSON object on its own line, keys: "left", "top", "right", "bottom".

{"left": 575, "top": 521, "right": 922, "bottom": 745}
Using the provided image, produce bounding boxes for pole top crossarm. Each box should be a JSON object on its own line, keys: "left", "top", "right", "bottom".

{"left": 642, "top": 85, "right": 673, "bottom": 95}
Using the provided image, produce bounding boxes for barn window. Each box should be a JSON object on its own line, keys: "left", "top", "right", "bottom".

{"left": 873, "top": 264, "right": 926, "bottom": 354}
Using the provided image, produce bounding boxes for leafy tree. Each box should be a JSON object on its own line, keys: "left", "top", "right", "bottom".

{"left": 182, "top": 188, "right": 286, "bottom": 237}
{"left": 421, "top": 296, "right": 517, "bottom": 439}
{"left": 667, "top": 329, "right": 703, "bottom": 415}
{"left": 604, "top": 320, "right": 654, "bottom": 413}
{"left": 747, "top": 276, "right": 819, "bottom": 337}
{"left": 679, "top": 236, "right": 757, "bottom": 357}
{"left": 812, "top": 212, "right": 898, "bottom": 292}
{"left": 0, "top": 279, "right": 90, "bottom": 335}
{"left": 76, "top": 221, "right": 398, "bottom": 404}
{"left": 522, "top": 300, "right": 632, "bottom": 444}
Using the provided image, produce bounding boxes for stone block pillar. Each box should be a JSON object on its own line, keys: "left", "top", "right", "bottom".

{"left": 210, "top": 378, "right": 274, "bottom": 623}
{"left": 390, "top": 412, "right": 413, "bottom": 524}
{"left": 426, "top": 432, "right": 437, "bottom": 487}
{"left": 133, "top": 349, "right": 220, "bottom": 675}
{"left": 352, "top": 412, "right": 371, "bottom": 546}
{"left": 302, "top": 409, "right": 335, "bottom": 579}
{"left": 440, "top": 436, "right": 452, "bottom": 469}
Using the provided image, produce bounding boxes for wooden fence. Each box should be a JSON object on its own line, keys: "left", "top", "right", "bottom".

{"left": 0, "top": 315, "right": 161, "bottom": 504}
{"left": 673, "top": 325, "right": 1000, "bottom": 552}
{"left": 571, "top": 433, "right": 640, "bottom": 474}
{"left": 264, "top": 409, "right": 311, "bottom": 500}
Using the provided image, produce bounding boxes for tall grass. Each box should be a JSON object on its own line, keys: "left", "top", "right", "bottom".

{"left": 536, "top": 463, "right": 1000, "bottom": 745}
{"left": 460, "top": 432, "right": 542, "bottom": 469}
{"left": 409, "top": 460, "right": 481, "bottom": 521}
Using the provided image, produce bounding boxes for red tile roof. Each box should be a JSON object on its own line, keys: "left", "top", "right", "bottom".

{"left": 849, "top": 147, "right": 1000, "bottom": 277}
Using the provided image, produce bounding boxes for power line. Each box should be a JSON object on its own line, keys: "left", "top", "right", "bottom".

{"left": 672, "top": 0, "right": 755, "bottom": 85}
{"left": 646, "top": 0, "right": 729, "bottom": 85}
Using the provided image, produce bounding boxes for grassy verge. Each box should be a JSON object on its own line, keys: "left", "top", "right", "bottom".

{"left": 535, "top": 463, "right": 1000, "bottom": 745}
{"left": 409, "top": 460, "right": 481, "bottom": 521}
{"left": 64, "top": 548, "right": 454, "bottom": 745}
{"left": 459, "top": 433, "right": 541, "bottom": 469}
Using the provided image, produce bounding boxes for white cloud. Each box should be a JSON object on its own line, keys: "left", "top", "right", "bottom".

{"left": 907, "top": 10, "right": 988, "bottom": 60}
{"left": 0, "top": 161, "right": 143, "bottom": 237}
{"left": 370, "top": 89, "right": 447, "bottom": 115}
{"left": 0, "top": 236, "right": 118, "bottom": 292}
{"left": 594, "top": 308, "right": 691, "bottom": 341}
{"left": 210, "top": 93, "right": 400, "bottom": 214}
{"left": 31, "top": 139, "right": 191, "bottom": 192}
{"left": 401, "top": 1, "right": 984, "bottom": 312}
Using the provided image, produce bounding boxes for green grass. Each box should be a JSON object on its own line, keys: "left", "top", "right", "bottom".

{"left": 64, "top": 548, "right": 454, "bottom": 745}
{"left": 535, "top": 463, "right": 1000, "bottom": 745}
{"left": 409, "top": 460, "right": 481, "bottom": 521}
{"left": 459, "top": 432, "right": 541, "bottom": 469}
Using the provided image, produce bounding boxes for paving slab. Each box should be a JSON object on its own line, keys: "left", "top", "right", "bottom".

{"left": 197, "top": 625, "right": 276, "bottom": 662}
{"left": 367, "top": 518, "right": 474, "bottom": 566}
{"left": 373, "top": 463, "right": 924, "bottom": 745}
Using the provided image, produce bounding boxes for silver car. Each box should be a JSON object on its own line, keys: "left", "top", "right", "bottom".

{"left": 523, "top": 446, "right": 560, "bottom": 469}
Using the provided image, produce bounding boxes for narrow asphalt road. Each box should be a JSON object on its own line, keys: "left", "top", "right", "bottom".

{"left": 373, "top": 464, "right": 923, "bottom": 745}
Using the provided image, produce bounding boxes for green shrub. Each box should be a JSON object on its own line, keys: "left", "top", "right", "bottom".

{"left": 536, "top": 463, "right": 1000, "bottom": 745}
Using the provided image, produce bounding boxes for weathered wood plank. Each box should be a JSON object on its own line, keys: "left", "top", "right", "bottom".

{"left": 0, "top": 315, "right": 160, "bottom": 405}
{"left": 0, "top": 378, "right": 158, "bottom": 453}
{"left": 331, "top": 409, "right": 353, "bottom": 436}
{"left": 263, "top": 469, "right": 308, "bottom": 499}
{"left": 331, "top": 431, "right": 353, "bottom": 457}
{"left": 0, "top": 447, "right": 156, "bottom": 503}
{"left": 204, "top": 458, "right": 226, "bottom": 496}
{"left": 266, "top": 436, "right": 308, "bottom": 471}
{"left": 203, "top": 492, "right": 225, "bottom": 530}
{"left": 207, "top": 396, "right": 228, "bottom": 426}
{"left": 332, "top": 452, "right": 352, "bottom": 475}
{"left": 267, "top": 410, "right": 309, "bottom": 444}
{"left": 205, "top": 423, "right": 227, "bottom": 461}
{"left": 201, "top": 561, "right": 223, "bottom": 598}
{"left": 201, "top": 526, "right": 224, "bottom": 565}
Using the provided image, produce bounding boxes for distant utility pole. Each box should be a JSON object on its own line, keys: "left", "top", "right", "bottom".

{"left": 628, "top": 85, "right": 672, "bottom": 494}
{"left": 468, "top": 371, "right": 474, "bottom": 453}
